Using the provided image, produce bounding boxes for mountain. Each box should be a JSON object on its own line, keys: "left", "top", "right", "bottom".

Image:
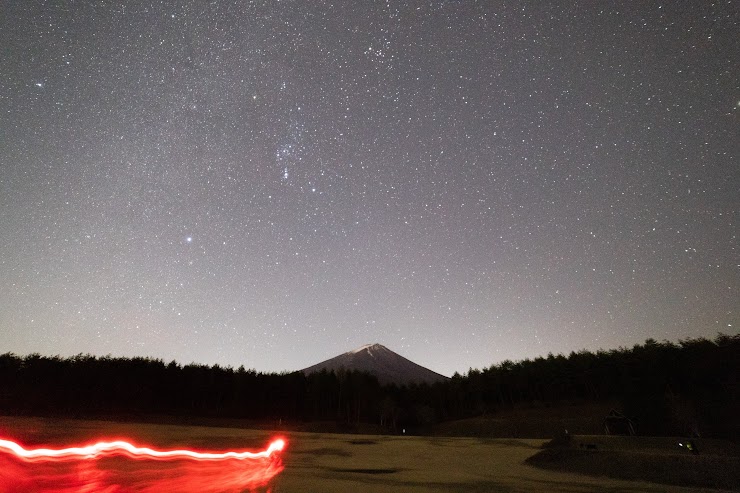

{"left": 301, "top": 343, "right": 449, "bottom": 386}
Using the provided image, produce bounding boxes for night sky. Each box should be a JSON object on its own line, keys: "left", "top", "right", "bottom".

{"left": 1, "top": 1, "right": 737, "bottom": 377}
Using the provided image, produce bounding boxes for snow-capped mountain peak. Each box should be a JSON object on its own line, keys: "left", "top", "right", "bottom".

{"left": 302, "top": 344, "right": 448, "bottom": 385}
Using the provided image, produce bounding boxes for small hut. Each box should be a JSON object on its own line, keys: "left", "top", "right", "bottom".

{"left": 603, "top": 409, "right": 635, "bottom": 436}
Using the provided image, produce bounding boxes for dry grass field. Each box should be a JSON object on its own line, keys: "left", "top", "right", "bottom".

{"left": 0, "top": 416, "right": 735, "bottom": 492}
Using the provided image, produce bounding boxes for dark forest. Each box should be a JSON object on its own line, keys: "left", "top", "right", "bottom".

{"left": 1, "top": 334, "right": 737, "bottom": 439}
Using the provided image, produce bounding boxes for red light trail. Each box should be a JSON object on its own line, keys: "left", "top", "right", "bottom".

{"left": 0, "top": 437, "right": 287, "bottom": 493}
{"left": 0, "top": 437, "right": 285, "bottom": 461}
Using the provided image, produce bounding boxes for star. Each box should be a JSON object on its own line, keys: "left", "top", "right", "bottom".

{"left": 0, "top": 0, "right": 735, "bottom": 376}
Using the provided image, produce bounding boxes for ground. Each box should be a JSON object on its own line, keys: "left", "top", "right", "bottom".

{"left": 0, "top": 416, "right": 735, "bottom": 492}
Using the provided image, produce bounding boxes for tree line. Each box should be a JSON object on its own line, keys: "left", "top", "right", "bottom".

{"left": 0, "top": 333, "right": 737, "bottom": 438}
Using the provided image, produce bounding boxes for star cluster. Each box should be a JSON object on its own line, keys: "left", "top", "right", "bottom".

{"left": 1, "top": 1, "right": 737, "bottom": 375}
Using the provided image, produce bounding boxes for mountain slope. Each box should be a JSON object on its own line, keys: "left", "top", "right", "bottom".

{"left": 301, "top": 343, "right": 449, "bottom": 386}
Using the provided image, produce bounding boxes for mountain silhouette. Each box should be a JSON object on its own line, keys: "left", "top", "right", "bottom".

{"left": 301, "top": 343, "right": 449, "bottom": 385}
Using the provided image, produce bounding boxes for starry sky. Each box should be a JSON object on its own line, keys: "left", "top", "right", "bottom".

{"left": 1, "top": 1, "right": 738, "bottom": 377}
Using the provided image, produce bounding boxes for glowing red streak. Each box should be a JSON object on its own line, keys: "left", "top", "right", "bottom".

{"left": 0, "top": 437, "right": 285, "bottom": 461}
{"left": 0, "top": 437, "right": 287, "bottom": 493}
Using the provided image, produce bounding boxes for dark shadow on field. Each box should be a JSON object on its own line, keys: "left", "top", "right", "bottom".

{"left": 476, "top": 438, "right": 542, "bottom": 449}
{"left": 328, "top": 467, "right": 399, "bottom": 474}
{"left": 526, "top": 435, "right": 740, "bottom": 490}
{"left": 525, "top": 477, "right": 661, "bottom": 493}
{"left": 316, "top": 468, "right": 515, "bottom": 493}
{"left": 291, "top": 447, "right": 351, "bottom": 457}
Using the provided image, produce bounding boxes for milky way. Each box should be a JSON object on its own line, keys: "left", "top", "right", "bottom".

{"left": 1, "top": 1, "right": 737, "bottom": 376}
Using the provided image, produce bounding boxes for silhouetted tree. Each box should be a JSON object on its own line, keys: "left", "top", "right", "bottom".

{"left": 0, "top": 333, "right": 737, "bottom": 437}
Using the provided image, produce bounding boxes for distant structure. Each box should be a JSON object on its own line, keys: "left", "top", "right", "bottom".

{"left": 603, "top": 409, "right": 636, "bottom": 436}
{"left": 301, "top": 343, "right": 449, "bottom": 386}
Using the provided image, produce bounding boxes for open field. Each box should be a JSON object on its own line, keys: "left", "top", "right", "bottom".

{"left": 276, "top": 432, "right": 737, "bottom": 493}
{"left": 0, "top": 416, "right": 736, "bottom": 492}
